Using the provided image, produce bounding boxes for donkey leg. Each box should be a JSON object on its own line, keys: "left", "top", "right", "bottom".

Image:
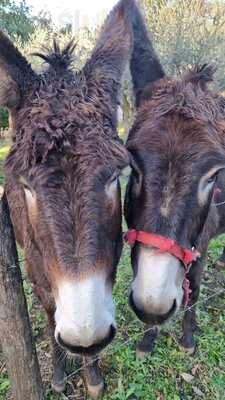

{"left": 83, "top": 356, "right": 104, "bottom": 399}
{"left": 31, "top": 281, "right": 67, "bottom": 392}
{"left": 214, "top": 245, "right": 225, "bottom": 270}
{"left": 50, "top": 332, "right": 67, "bottom": 393}
{"left": 136, "top": 325, "right": 158, "bottom": 359}
{"left": 45, "top": 313, "right": 67, "bottom": 393}
{"left": 180, "top": 302, "right": 198, "bottom": 355}
{"left": 180, "top": 261, "right": 203, "bottom": 355}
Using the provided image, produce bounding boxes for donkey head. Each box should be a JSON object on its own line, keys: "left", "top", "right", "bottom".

{"left": 1, "top": 0, "right": 133, "bottom": 355}
{"left": 125, "top": 2, "right": 225, "bottom": 325}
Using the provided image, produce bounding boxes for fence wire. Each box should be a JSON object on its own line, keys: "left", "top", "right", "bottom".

{"left": 17, "top": 250, "right": 225, "bottom": 383}
{"left": 65, "top": 286, "right": 224, "bottom": 382}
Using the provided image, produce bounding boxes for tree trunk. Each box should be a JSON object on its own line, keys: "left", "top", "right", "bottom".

{"left": 0, "top": 191, "right": 44, "bottom": 400}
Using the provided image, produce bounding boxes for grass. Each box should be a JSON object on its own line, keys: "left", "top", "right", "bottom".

{"left": 0, "top": 138, "right": 10, "bottom": 186}
{"left": 0, "top": 138, "right": 225, "bottom": 399}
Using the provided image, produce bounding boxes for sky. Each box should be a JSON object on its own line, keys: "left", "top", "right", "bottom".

{"left": 27, "top": 0, "right": 118, "bottom": 26}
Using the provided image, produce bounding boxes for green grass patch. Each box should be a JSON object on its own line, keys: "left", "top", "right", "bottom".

{"left": 0, "top": 138, "right": 11, "bottom": 185}
{"left": 1, "top": 235, "right": 223, "bottom": 400}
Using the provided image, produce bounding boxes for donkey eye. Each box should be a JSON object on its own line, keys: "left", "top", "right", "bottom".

{"left": 207, "top": 174, "right": 217, "bottom": 185}
{"left": 23, "top": 183, "right": 31, "bottom": 191}
{"left": 21, "top": 181, "right": 33, "bottom": 194}
{"left": 109, "top": 171, "right": 119, "bottom": 184}
{"left": 19, "top": 177, "right": 32, "bottom": 192}
{"left": 110, "top": 176, "right": 118, "bottom": 184}
{"left": 105, "top": 171, "right": 120, "bottom": 199}
{"left": 199, "top": 166, "right": 225, "bottom": 206}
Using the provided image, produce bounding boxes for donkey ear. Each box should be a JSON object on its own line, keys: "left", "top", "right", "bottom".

{"left": 0, "top": 68, "right": 20, "bottom": 109}
{"left": 128, "top": 153, "right": 143, "bottom": 198}
{"left": 83, "top": 0, "right": 133, "bottom": 107}
{"left": 184, "top": 64, "right": 216, "bottom": 91}
{"left": 129, "top": 1, "right": 164, "bottom": 108}
{"left": 124, "top": 154, "right": 142, "bottom": 221}
{"left": 0, "top": 30, "right": 36, "bottom": 110}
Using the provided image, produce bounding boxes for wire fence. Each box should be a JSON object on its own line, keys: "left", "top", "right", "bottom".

{"left": 65, "top": 285, "right": 224, "bottom": 382}
{"left": 17, "top": 249, "right": 225, "bottom": 383}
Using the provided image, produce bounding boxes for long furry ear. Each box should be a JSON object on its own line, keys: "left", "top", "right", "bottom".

{"left": 0, "top": 30, "right": 36, "bottom": 109}
{"left": 0, "top": 69, "right": 20, "bottom": 109}
{"left": 83, "top": 0, "right": 133, "bottom": 109}
{"left": 129, "top": 1, "right": 165, "bottom": 108}
{"left": 184, "top": 64, "right": 216, "bottom": 90}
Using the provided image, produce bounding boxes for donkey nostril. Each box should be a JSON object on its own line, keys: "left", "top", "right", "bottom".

{"left": 129, "top": 291, "right": 177, "bottom": 325}
{"left": 57, "top": 325, "right": 116, "bottom": 356}
{"left": 57, "top": 333, "right": 68, "bottom": 349}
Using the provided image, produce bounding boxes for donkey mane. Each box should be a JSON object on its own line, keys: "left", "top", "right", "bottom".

{"left": 3, "top": 0, "right": 133, "bottom": 177}
{"left": 132, "top": 64, "right": 224, "bottom": 133}
{"left": 126, "top": 64, "right": 225, "bottom": 166}
{"left": 126, "top": 1, "right": 225, "bottom": 151}
{"left": 6, "top": 37, "right": 127, "bottom": 175}
{"left": 33, "top": 39, "right": 77, "bottom": 73}
{"left": 183, "top": 64, "right": 216, "bottom": 89}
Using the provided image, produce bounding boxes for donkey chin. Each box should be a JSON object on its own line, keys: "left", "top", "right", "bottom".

{"left": 129, "top": 246, "right": 185, "bottom": 325}
{"left": 54, "top": 276, "right": 117, "bottom": 356}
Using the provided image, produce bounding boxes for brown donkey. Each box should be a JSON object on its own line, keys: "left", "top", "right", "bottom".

{"left": 125, "top": 2, "right": 225, "bottom": 358}
{"left": 0, "top": 0, "right": 133, "bottom": 397}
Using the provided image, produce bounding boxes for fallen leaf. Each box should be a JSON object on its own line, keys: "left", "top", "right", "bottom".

{"left": 193, "top": 386, "right": 204, "bottom": 397}
{"left": 181, "top": 372, "right": 195, "bottom": 383}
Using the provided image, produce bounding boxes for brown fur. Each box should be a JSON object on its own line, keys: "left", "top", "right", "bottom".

{"left": 125, "top": 1, "right": 225, "bottom": 356}
{"left": 126, "top": 70, "right": 225, "bottom": 243}
{"left": 0, "top": 0, "right": 134, "bottom": 394}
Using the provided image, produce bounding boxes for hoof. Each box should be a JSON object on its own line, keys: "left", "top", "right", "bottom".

{"left": 52, "top": 378, "right": 66, "bottom": 393}
{"left": 215, "top": 260, "right": 225, "bottom": 270}
{"left": 180, "top": 344, "right": 196, "bottom": 356}
{"left": 52, "top": 371, "right": 66, "bottom": 393}
{"left": 136, "top": 348, "right": 150, "bottom": 360}
{"left": 86, "top": 381, "right": 104, "bottom": 399}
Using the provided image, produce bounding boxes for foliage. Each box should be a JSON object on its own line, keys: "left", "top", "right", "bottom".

{"left": 0, "top": 0, "right": 54, "bottom": 42}
{"left": 33, "top": 10, "right": 53, "bottom": 32}
{"left": 0, "top": 0, "right": 55, "bottom": 130}
{"left": 0, "top": 138, "right": 10, "bottom": 185}
{"left": 17, "top": 26, "right": 97, "bottom": 72}
{"left": 3, "top": 0, "right": 225, "bottom": 130}
{"left": 142, "top": 0, "right": 225, "bottom": 91}
{"left": 0, "top": 0, "right": 35, "bottom": 42}
{"left": 0, "top": 109, "right": 8, "bottom": 130}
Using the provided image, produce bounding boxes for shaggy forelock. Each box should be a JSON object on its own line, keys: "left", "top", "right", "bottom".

{"left": 5, "top": 62, "right": 127, "bottom": 175}
{"left": 128, "top": 65, "right": 225, "bottom": 156}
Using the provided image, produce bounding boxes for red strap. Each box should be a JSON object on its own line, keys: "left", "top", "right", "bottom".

{"left": 124, "top": 229, "right": 200, "bottom": 269}
{"left": 124, "top": 229, "right": 201, "bottom": 308}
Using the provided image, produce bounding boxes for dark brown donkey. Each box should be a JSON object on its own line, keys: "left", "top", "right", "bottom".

{"left": 0, "top": 0, "right": 133, "bottom": 397}
{"left": 125, "top": 2, "right": 225, "bottom": 358}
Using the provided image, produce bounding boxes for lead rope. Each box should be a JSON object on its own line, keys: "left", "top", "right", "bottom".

{"left": 182, "top": 262, "right": 192, "bottom": 308}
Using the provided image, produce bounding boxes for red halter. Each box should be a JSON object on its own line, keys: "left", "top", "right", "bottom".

{"left": 124, "top": 229, "right": 201, "bottom": 307}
